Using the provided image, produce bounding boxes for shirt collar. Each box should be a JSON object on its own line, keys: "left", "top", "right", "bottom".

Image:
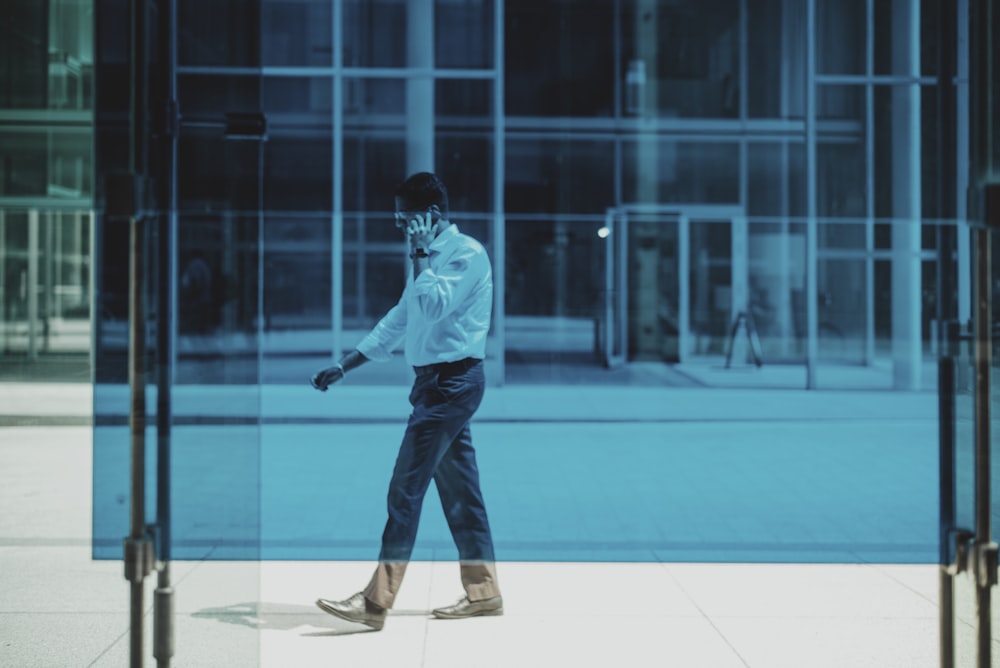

{"left": 429, "top": 223, "right": 459, "bottom": 253}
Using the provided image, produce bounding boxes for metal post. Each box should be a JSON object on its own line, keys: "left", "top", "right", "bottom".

{"left": 153, "top": 564, "right": 174, "bottom": 668}
{"left": 152, "top": 0, "right": 178, "bottom": 664}
{"left": 124, "top": 0, "right": 152, "bottom": 666}
{"left": 973, "top": 225, "right": 991, "bottom": 668}
{"left": 126, "top": 212, "right": 151, "bottom": 668}
{"left": 935, "top": 1, "right": 958, "bottom": 662}
{"left": 939, "top": 354, "right": 957, "bottom": 668}
{"left": 970, "top": 0, "right": 997, "bottom": 661}
{"left": 492, "top": 0, "right": 505, "bottom": 384}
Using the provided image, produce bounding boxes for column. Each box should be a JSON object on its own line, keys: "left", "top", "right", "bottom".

{"left": 891, "top": 0, "right": 922, "bottom": 390}
{"left": 407, "top": 0, "right": 435, "bottom": 174}
{"left": 631, "top": 0, "right": 663, "bottom": 360}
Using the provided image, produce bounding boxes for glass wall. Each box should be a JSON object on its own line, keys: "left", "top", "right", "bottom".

{"left": 0, "top": 0, "right": 964, "bottom": 392}
{"left": 0, "top": 0, "right": 94, "bottom": 380}
{"left": 85, "top": 0, "right": 966, "bottom": 566}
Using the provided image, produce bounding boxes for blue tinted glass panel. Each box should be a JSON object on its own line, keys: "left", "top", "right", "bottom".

{"left": 93, "top": 394, "right": 263, "bottom": 560}
{"left": 242, "top": 401, "right": 936, "bottom": 563}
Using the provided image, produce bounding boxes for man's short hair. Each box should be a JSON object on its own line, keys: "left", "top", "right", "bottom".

{"left": 395, "top": 172, "right": 449, "bottom": 216}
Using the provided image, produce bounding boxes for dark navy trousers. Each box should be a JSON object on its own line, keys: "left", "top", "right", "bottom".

{"left": 364, "top": 359, "right": 499, "bottom": 608}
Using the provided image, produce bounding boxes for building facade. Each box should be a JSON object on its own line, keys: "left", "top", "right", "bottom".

{"left": 0, "top": 0, "right": 979, "bottom": 390}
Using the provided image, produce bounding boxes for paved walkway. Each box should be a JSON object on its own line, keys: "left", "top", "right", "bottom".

{"left": 0, "top": 373, "right": 976, "bottom": 667}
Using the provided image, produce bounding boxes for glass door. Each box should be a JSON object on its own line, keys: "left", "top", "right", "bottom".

{"left": 627, "top": 211, "right": 683, "bottom": 362}
{"left": 601, "top": 207, "right": 683, "bottom": 367}
{"left": 602, "top": 206, "right": 743, "bottom": 368}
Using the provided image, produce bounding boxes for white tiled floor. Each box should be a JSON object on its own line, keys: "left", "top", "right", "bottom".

{"left": 56, "top": 559, "right": 939, "bottom": 668}
{"left": 0, "top": 383, "right": 956, "bottom": 667}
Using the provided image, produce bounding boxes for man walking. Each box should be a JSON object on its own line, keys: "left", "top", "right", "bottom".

{"left": 311, "top": 172, "right": 502, "bottom": 631}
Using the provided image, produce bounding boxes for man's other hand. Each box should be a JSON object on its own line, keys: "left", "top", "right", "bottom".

{"left": 310, "top": 365, "right": 345, "bottom": 391}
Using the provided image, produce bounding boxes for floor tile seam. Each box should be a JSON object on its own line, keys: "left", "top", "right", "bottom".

{"left": 0, "top": 539, "right": 94, "bottom": 547}
{"left": 699, "top": 614, "right": 940, "bottom": 621}
{"left": 656, "top": 561, "right": 753, "bottom": 668}
{"left": 863, "top": 562, "right": 940, "bottom": 609}
{"left": 417, "top": 557, "right": 437, "bottom": 668}
{"left": 83, "top": 626, "right": 129, "bottom": 668}
{"left": 0, "top": 610, "right": 133, "bottom": 616}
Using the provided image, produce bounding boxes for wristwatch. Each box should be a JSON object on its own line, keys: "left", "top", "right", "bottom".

{"left": 409, "top": 247, "right": 429, "bottom": 259}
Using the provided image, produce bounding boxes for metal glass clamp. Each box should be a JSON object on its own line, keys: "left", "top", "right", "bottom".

{"left": 975, "top": 541, "right": 999, "bottom": 588}
{"left": 946, "top": 530, "right": 975, "bottom": 576}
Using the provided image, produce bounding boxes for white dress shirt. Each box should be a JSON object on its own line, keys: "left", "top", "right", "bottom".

{"left": 357, "top": 224, "right": 493, "bottom": 367}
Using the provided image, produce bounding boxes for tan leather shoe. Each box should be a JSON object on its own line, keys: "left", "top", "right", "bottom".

{"left": 316, "top": 592, "right": 386, "bottom": 630}
{"left": 432, "top": 595, "right": 504, "bottom": 619}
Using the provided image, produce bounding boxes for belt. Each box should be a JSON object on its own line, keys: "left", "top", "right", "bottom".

{"left": 413, "top": 357, "right": 481, "bottom": 376}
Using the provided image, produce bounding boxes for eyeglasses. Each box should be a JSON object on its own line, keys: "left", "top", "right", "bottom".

{"left": 394, "top": 209, "right": 435, "bottom": 229}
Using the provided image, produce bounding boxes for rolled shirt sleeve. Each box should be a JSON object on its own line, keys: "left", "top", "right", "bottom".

{"left": 356, "top": 300, "right": 407, "bottom": 362}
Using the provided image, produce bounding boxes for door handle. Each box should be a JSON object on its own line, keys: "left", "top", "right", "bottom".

{"left": 946, "top": 530, "right": 999, "bottom": 588}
